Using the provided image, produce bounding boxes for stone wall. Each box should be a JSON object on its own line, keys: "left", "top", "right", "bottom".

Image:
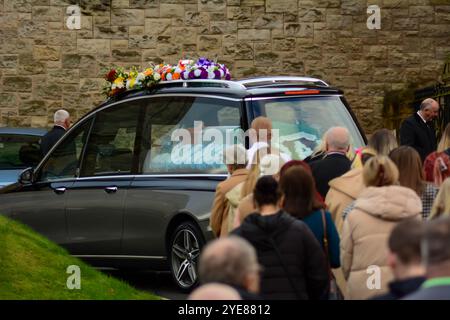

{"left": 0, "top": 0, "right": 449, "bottom": 132}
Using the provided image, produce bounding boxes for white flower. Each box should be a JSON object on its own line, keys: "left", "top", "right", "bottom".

{"left": 166, "top": 73, "right": 173, "bottom": 81}
{"left": 136, "top": 73, "right": 145, "bottom": 82}
{"left": 207, "top": 71, "right": 215, "bottom": 79}
{"left": 153, "top": 72, "right": 161, "bottom": 81}
{"left": 194, "top": 69, "right": 201, "bottom": 77}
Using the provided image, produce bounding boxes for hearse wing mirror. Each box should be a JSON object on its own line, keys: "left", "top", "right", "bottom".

{"left": 18, "top": 167, "right": 34, "bottom": 185}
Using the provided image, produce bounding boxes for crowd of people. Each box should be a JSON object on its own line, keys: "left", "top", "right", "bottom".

{"left": 191, "top": 98, "right": 450, "bottom": 300}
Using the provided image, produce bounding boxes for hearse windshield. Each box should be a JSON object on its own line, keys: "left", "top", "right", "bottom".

{"left": 250, "top": 95, "right": 365, "bottom": 160}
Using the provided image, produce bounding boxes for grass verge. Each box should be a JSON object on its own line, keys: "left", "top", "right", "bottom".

{"left": 0, "top": 215, "right": 160, "bottom": 300}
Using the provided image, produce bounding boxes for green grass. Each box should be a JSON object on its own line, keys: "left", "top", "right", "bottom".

{"left": 0, "top": 215, "right": 161, "bottom": 300}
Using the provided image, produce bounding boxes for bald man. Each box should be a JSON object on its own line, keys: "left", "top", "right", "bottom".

{"left": 400, "top": 98, "right": 439, "bottom": 161}
{"left": 188, "top": 283, "right": 242, "bottom": 300}
{"left": 310, "top": 126, "right": 352, "bottom": 198}
{"left": 199, "top": 236, "right": 261, "bottom": 300}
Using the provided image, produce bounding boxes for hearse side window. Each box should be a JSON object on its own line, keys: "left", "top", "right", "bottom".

{"left": 80, "top": 102, "right": 142, "bottom": 177}
{"left": 39, "top": 118, "right": 93, "bottom": 182}
{"left": 138, "top": 96, "right": 241, "bottom": 174}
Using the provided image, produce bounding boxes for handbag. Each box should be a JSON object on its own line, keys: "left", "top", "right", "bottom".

{"left": 320, "top": 210, "right": 344, "bottom": 300}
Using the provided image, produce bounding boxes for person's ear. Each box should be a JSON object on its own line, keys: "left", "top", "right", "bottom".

{"left": 387, "top": 251, "right": 397, "bottom": 270}
{"left": 244, "top": 271, "right": 260, "bottom": 294}
{"left": 279, "top": 194, "right": 285, "bottom": 208}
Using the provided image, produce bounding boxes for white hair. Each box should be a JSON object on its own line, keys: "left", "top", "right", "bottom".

{"left": 325, "top": 126, "right": 350, "bottom": 151}
{"left": 420, "top": 98, "right": 437, "bottom": 111}
{"left": 54, "top": 109, "right": 70, "bottom": 124}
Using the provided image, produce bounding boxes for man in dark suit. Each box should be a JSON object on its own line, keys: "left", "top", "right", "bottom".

{"left": 399, "top": 98, "right": 440, "bottom": 161}
{"left": 40, "top": 109, "right": 71, "bottom": 157}
{"left": 404, "top": 216, "right": 450, "bottom": 300}
{"left": 310, "top": 126, "right": 352, "bottom": 198}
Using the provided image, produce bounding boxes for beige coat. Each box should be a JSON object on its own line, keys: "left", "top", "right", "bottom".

{"left": 237, "top": 193, "right": 256, "bottom": 225}
{"left": 326, "top": 168, "right": 365, "bottom": 234}
{"left": 341, "top": 185, "right": 422, "bottom": 300}
{"left": 210, "top": 168, "right": 249, "bottom": 237}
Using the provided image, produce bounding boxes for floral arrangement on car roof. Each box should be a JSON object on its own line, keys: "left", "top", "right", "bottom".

{"left": 102, "top": 58, "right": 231, "bottom": 97}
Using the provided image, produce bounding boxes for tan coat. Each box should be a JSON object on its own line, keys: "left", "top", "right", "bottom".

{"left": 210, "top": 168, "right": 249, "bottom": 237}
{"left": 341, "top": 185, "right": 422, "bottom": 300}
{"left": 326, "top": 168, "right": 365, "bottom": 234}
{"left": 237, "top": 193, "right": 256, "bottom": 225}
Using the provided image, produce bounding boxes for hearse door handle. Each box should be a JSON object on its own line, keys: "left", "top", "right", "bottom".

{"left": 53, "top": 187, "right": 66, "bottom": 195}
{"left": 105, "top": 186, "right": 118, "bottom": 194}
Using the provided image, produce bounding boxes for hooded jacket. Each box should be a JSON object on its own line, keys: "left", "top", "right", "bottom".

{"left": 341, "top": 185, "right": 422, "bottom": 300}
{"left": 232, "top": 211, "right": 329, "bottom": 300}
{"left": 325, "top": 168, "right": 365, "bottom": 234}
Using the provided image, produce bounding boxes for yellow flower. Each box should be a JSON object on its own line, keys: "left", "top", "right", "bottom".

{"left": 126, "top": 77, "right": 136, "bottom": 89}
{"left": 113, "top": 77, "right": 124, "bottom": 89}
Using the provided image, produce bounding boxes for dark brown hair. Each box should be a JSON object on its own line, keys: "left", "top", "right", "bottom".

{"left": 389, "top": 146, "right": 425, "bottom": 196}
{"left": 279, "top": 166, "right": 324, "bottom": 219}
{"left": 388, "top": 219, "right": 424, "bottom": 264}
{"left": 253, "top": 175, "right": 282, "bottom": 208}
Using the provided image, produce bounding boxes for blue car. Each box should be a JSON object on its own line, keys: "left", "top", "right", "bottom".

{"left": 0, "top": 127, "right": 47, "bottom": 188}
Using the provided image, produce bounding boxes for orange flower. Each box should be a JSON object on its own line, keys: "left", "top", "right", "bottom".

{"left": 144, "top": 68, "right": 153, "bottom": 76}
{"left": 173, "top": 72, "right": 180, "bottom": 80}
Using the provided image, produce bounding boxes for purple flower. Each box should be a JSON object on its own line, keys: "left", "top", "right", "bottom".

{"left": 197, "top": 57, "right": 212, "bottom": 67}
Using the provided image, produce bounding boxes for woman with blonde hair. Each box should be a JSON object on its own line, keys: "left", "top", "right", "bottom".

{"left": 351, "top": 129, "right": 398, "bottom": 169}
{"left": 430, "top": 178, "right": 450, "bottom": 219}
{"left": 341, "top": 156, "right": 422, "bottom": 299}
{"left": 424, "top": 123, "right": 450, "bottom": 186}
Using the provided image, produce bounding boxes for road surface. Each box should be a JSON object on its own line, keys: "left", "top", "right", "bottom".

{"left": 103, "top": 269, "right": 188, "bottom": 300}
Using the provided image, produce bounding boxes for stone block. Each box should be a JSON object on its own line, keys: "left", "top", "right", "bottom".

{"left": 112, "top": 9, "right": 145, "bottom": 25}
{"left": 3, "top": 76, "right": 32, "bottom": 92}
{"left": 237, "top": 28, "right": 271, "bottom": 41}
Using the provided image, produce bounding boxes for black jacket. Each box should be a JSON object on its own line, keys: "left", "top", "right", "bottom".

{"left": 371, "top": 276, "right": 426, "bottom": 300}
{"left": 400, "top": 113, "right": 437, "bottom": 161}
{"left": 40, "top": 126, "right": 66, "bottom": 157}
{"left": 231, "top": 211, "right": 329, "bottom": 300}
{"left": 309, "top": 153, "right": 351, "bottom": 198}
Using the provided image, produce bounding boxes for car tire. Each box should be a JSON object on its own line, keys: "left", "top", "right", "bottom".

{"left": 168, "top": 221, "right": 205, "bottom": 292}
